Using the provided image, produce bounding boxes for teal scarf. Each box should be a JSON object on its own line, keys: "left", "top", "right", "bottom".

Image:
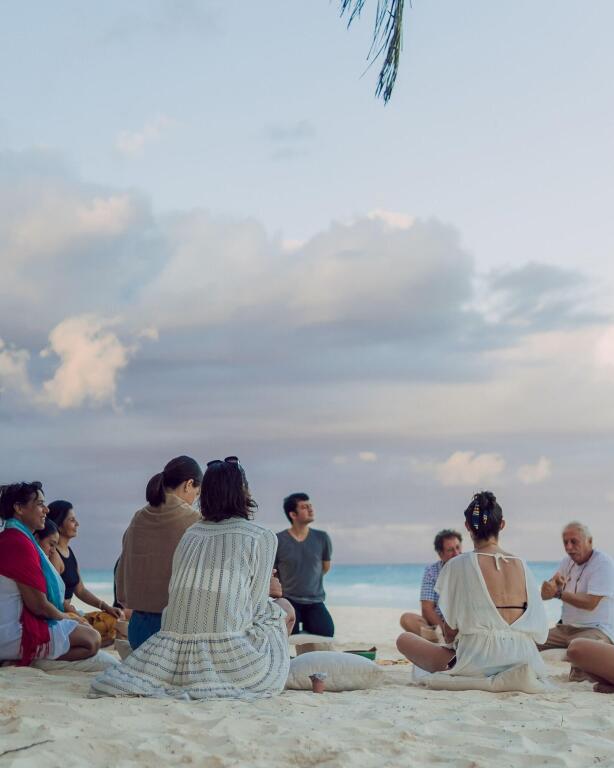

{"left": 6, "top": 518, "right": 64, "bottom": 615}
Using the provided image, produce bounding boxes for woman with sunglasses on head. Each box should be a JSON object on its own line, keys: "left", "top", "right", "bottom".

{"left": 114, "top": 456, "right": 203, "bottom": 649}
{"left": 0, "top": 482, "right": 101, "bottom": 665}
{"left": 92, "top": 457, "right": 293, "bottom": 700}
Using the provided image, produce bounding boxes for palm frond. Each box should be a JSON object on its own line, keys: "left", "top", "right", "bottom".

{"left": 339, "top": 0, "right": 406, "bottom": 103}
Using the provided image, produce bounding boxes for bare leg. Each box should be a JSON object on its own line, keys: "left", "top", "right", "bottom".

{"left": 567, "top": 639, "right": 614, "bottom": 693}
{"left": 56, "top": 625, "right": 101, "bottom": 661}
{"left": 396, "top": 632, "right": 455, "bottom": 672}
{"left": 400, "top": 612, "right": 427, "bottom": 634}
{"left": 275, "top": 598, "right": 296, "bottom": 635}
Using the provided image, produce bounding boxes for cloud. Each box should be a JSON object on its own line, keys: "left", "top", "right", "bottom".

{"left": 40, "top": 315, "right": 133, "bottom": 409}
{"left": 358, "top": 451, "right": 377, "bottom": 462}
{"left": 325, "top": 522, "right": 433, "bottom": 562}
{"left": 265, "top": 120, "right": 316, "bottom": 143}
{"left": 367, "top": 209, "right": 414, "bottom": 230}
{"left": 482, "top": 262, "right": 599, "bottom": 331}
{"left": 517, "top": 456, "right": 552, "bottom": 485}
{"left": 0, "top": 340, "right": 31, "bottom": 398}
{"left": 413, "top": 451, "right": 506, "bottom": 487}
{"left": 115, "top": 115, "right": 174, "bottom": 157}
{"left": 265, "top": 119, "right": 316, "bottom": 160}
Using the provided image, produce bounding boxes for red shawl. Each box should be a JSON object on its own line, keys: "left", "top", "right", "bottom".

{"left": 0, "top": 528, "right": 51, "bottom": 665}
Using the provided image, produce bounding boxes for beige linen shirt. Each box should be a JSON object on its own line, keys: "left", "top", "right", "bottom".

{"left": 115, "top": 494, "right": 200, "bottom": 613}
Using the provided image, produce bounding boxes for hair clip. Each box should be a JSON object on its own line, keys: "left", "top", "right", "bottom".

{"left": 472, "top": 501, "right": 480, "bottom": 530}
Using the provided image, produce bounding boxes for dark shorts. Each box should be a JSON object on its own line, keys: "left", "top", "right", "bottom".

{"left": 128, "top": 611, "right": 162, "bottom": 650}
{"left": 289, "top": 600, "right": 335, "bottom": 637}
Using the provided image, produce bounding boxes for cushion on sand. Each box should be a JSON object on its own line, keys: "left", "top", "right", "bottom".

{"left": 286, "top": 651, "right": 383, "bottom": 691}
{"left": 420, "top": 663, "right": 548, "bottom": 694}
{"left": 32, "top": 650, "right": 119, "bottom": 673}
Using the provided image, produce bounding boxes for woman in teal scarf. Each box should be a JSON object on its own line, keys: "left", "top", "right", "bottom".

{"left": 0, "top": 482, "right": 101, "bottom": 665}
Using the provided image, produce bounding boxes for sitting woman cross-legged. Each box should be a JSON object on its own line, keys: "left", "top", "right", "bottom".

{"left": 91, "top": 457, "right": 293, "bottom": 699}
{"left": 114, "top": 455, "right": 203, "bottom": 650}
{"left": 0, "top": 482, "right": 100, "bottom": 666}
{"left": 397, "top": 491, "right": 548, "bottom": 679}
{"left": 46, "top": 500, "right": 122, "bottom": 621}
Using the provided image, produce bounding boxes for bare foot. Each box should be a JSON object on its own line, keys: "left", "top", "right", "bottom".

{"left": 569, "top": 667, "right": 592, "bottom": 683}
{"left": 593, "top": 682, "right": 614, "bottom": 694}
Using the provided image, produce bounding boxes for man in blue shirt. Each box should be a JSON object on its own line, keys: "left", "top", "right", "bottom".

{"left": 399, "top": 529, "right": 462, "bottom": 641}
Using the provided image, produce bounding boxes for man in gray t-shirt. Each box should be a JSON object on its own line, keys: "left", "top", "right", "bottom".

{"left": 275, "top": 492, "right": 334, "bottom": 637}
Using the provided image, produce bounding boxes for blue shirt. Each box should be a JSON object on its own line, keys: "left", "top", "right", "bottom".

{"left": 420, "top": 560, "right": 444, "bottom": 619}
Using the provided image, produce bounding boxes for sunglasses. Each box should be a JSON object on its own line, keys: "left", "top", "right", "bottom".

{"left": 206, "top": 456, "right": 248, "bottom": 487}
{"left": 206, "top": 456, "right": 241, "bottom": 468}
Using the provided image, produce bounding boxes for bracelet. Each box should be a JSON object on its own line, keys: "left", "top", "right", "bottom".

{"left": 555, "top": 587, "right": 563, "bottom": 600}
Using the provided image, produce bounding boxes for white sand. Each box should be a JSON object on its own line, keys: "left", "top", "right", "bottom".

{"left": 2, "top": 605, "right": 614, "bottom": 767}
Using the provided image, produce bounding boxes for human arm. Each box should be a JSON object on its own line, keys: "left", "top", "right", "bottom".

{"left": 442, "top": 621, "right": 458, "bottom": 644}
{"left": 17, "top": 583, "right": 76, "bottom": 623}
{"left": 421, "top": 600, "right": 444, "bottom": 630}
{"left": 559, "top": 591, "right": 604, "bottom": 611}
{"left": 269, "top": 569, "right": 283, "bottom": 599}
{"left": 73, "top": 581, "right": 123, "bottom": 618}
{"left": 321, "top": 532, "right": 332, "bottom": 575}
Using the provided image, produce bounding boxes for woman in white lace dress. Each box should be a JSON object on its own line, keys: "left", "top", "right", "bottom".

{"left": 92, "top": 458, "right": 293, "bottom": 699}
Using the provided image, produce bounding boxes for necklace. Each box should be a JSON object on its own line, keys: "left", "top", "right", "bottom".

{"left": 566, "top": 552, "right": 593, "bottom": 592}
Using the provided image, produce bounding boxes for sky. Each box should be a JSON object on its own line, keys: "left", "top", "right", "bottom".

{"left": 1, "top": 0, "right": 614, "bottom": 566}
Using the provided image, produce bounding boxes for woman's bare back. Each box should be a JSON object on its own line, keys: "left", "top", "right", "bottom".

{"left": 476, "top": 551, "right": 528, "bottom": 625}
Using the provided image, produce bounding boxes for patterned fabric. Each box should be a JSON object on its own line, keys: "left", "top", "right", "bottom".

{"left": 420, "top": 560, "right": 444, "bottom": 619}
{"left": 91, "top": 518, "right": 290, "bottom": 700}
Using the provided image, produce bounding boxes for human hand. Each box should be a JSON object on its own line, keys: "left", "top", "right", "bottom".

{"left": 541, "top": 579, "right": 558, "bottom": 600}
{"left": 553, "top": 573, "right": 566, "bottom": 589}
{"left": 101, "top": 604, "right": 123, "bottom": 619}
{"left": 443, "top": 622, "right": 458, "bottom": 644}
{"left": 269, "top": 569, "right": 283, "bottom": 599}
{"left": 64, "top": 612, "right": 89, "bottom": 626}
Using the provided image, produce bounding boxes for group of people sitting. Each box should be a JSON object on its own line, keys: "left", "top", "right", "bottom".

{"left": 2, "top": 457, "right": 614, "bottom": 698}
{"left": 0, "top": 455, "right": 333, "bottom": 699}
{"left": 397, "top": 493, "right": 614, "bottom": 693}
{"left": 0, "top": 486, "right": 122, "bottom": 665}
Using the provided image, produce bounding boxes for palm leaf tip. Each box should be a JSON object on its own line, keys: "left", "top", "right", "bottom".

{"left": 339, "top": 0, "right": 405, "bottom": 103}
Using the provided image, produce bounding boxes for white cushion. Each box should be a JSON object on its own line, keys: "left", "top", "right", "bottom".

{"left": 420, "top": 663, "right": 549, "bottom": 694}
{"left": 32, "top": 650, "right": 119, "bottom": 673}
{"left": 286, "top": 651, "right": 383, "bottom": 692}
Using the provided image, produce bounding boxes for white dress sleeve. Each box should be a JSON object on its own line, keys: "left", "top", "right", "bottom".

{"left": 435, "top": 561, "right": 458, "bottom": 629}
{"left": 524, "top": 563, "right": 549, "bottom": 644}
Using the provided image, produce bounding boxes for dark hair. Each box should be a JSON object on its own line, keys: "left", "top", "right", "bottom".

{"left": 35, "top": 517, "right": 59, "bottom": 541}
{"left": 464, "top": 491, "right": 503, "bottom": 540}
{"left": 199, "top": 461, "right": 256, "bottom": 523}
{"left": 283, "top": 492, "right": 310, "bottom": 523}
{"left": 433, "top": 529, "right": 463, "bottom": 554}
{"left": 146, "top": 455, "right": 203, "bottom": 507}
{"left": 0, "top": 482, "right": 43, "bottom": 521}
{"left": 47, "top": 500, "right": 74, "bottom": 529}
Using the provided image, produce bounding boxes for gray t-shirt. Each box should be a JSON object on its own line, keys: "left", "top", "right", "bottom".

{"left": 275, "top": 528, "right": 332, "bottom": 604}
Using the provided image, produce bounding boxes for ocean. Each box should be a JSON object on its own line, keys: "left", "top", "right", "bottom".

{"left": 83, "top": 561, "right": 563, "bottom": 624}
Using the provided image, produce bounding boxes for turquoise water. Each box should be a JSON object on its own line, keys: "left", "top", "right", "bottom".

{"left": 82, "top": 561, "right": 562, "bottom": 623}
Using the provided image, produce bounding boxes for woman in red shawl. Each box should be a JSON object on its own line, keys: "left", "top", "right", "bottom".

{"left": 0, "top": 482, "right": 101, "bottom": 665}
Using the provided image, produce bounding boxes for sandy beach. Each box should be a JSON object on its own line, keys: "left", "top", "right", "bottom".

{"left": 2, "top": 605, "right": 614, "bottom": 768}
